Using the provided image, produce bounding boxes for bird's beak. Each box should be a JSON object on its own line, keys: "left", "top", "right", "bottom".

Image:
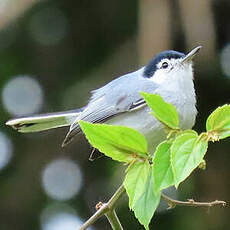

{"left": 181, "top": 46, "right": 202, "bottom": 64}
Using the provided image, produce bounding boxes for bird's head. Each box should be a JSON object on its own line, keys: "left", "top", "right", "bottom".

{"left": 143, "top": 46, "right": 202, "bottom": 85}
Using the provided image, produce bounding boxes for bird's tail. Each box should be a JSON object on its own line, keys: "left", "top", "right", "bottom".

{"left": 5, "top": 109, "right": 83, "bottom": 133}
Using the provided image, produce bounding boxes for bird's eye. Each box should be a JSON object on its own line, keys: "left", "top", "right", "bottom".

{"left": 161, "top": 62, "right": 169, "bottom": 69}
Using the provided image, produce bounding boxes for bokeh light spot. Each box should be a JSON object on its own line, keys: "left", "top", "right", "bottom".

{"left": 41, "top": 203, "right": 94, "bottom": 230}
{"left": 42, "top": 159, "right": 82, "bottom": 201}
{"left": 2, "top": 75, "right": 44, "bottom": 116}
{"left": 0, "top": 131, "right": 13, "bottom": 170}
{"left": 220, "top": 43, "right": 230, "bottom": 78}
{"left": 29, "top": 7, "right": 69, "bottom": 46}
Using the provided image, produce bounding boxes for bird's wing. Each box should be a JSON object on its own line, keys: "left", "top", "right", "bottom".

{"left": 62, "top": 69, "right": 159, "bottom": 147}
{"left": 62, "top": 95, "right": 146, "bottom": 147}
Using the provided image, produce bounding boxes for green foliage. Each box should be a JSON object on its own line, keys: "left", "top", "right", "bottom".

{"left": 79, "top": 92, "right": 230, "bottom": 230}
{"left": 79, "top": 121, "right": 148, "bottom": 162}
{"left": 124, "top": 160, "right": 150, "bottom": 209}
{"left": 170, "top": 132, "right": 208, "bottom": 188}
{"left": 153, "top": 141, "right": 174, "bottom": 192}
{"left": 140, "top": 92, "right": 179, "bottom": 129}
{"left": 206, "top": 104, "right": 230, "bottom": 139}
{"left": 132, "top": 166, "right": 161, "bottom": 230}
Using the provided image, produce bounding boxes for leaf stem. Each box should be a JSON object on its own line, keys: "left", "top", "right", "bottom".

{"left": 161, "top": 193, "right": 226, "bottom": 209}
{"left": 79, "top": 185, "right": 125, "bottom": 230}
{"left": 105, "top": 210, "right": 124, "bottom": 230}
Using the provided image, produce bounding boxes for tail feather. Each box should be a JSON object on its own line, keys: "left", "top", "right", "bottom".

{"left": 6, "top": 109, "right": 82, "bottom": 133}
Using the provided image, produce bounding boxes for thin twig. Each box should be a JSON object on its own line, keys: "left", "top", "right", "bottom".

{"left": 80, "top": 184, "right": 226, "bottom": 229}
{"left": 105, "top": 210, "right": 124, "bottom": 230}
{"left": 107, "top": 184, "right": 126, "bottom": 209}
{"left": 161, "top": 193, "right": 226, "bottom": 209}
{"left": 79, "top": 185, "right": 125, "bottom": 230}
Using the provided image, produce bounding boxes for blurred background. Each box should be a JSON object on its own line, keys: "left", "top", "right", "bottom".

{"left": 0, "top": 0, "right": 230, "bottom": 229}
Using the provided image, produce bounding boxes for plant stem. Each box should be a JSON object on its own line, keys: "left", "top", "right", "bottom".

{"left": 105, "top": 210, "right": 123, "bottom": 230}
{"left": 107, "top": 184, "right": 126, "bottom": 209}
{"left": 79, "top": 185, "right": 125, "bottom": 230}
{"left": 80, "top": 184, "right": 226, "bottom": 229}
{"left": 161, "top": 193, "right": 226, "bottom": 209}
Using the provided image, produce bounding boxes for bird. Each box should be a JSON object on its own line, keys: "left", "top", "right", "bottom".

{"left": 6, "top": 46, "right": 201, "bottom": 153}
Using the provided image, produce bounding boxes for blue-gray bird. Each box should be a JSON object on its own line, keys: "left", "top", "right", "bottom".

{"left": 6, "top": 46, "right": 201, "bottom": 152}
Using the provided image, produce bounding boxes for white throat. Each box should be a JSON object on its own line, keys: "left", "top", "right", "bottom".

{"left": 153, "top": 63, "right": 197, "bottom": 130}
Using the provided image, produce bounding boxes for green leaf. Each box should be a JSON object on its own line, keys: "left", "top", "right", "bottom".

{"left": 206, "top": 104, "right": 230, "bottom": 139}
{"left": 140, "top": 92, "right": 179, "bottom": 129}
{"left": 153, "top": 141, "right": 174, "bottom": 192}
{"left": 79, "top": 121, "right": 148, "bottom": 163}
{"left": 124, "top": 160, "right": 150, "bottom": 209}
{"left": 133, "top": 166, "right": 161, "bottom": 230}
{"left": 176, "top": 129, "right": 197, "bottom": 136}
{"left": 171, "top": 132, "right": 208, "bottom": 188}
